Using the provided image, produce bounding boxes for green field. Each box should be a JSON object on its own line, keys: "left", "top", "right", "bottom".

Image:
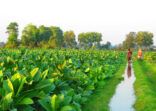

{"left": 0, "top": 0, "right": 156, "bottom": 110}
{"left": 133, "top": 52, "right": 156, "bottom": 111}
{"left": 0, "top": 49, "right": 126, "bottom": 111}
{"left": 1, "top": 49, "right": 156, "bottom": 111}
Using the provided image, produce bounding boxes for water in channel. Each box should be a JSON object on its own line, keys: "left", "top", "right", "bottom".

{"left": 109, "top": 63, "right": 136, "bottom": 111}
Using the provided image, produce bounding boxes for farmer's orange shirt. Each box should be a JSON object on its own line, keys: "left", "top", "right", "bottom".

{"left": 138, "top": 50, "right": 142, "bottom": 56}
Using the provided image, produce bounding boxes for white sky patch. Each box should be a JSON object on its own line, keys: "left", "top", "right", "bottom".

{"left": 0, "top": 0, "right": 156, "bottom": 45}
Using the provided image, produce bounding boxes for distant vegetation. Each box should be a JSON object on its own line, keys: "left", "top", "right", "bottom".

{"left": 1, "top": 22, "right": 155, "bottom": 50}
{"left": 122, "top": 31, "right": 154, "bottom": 50}
{"left": 4, "top": 22, "right": 106, "bottom": 49}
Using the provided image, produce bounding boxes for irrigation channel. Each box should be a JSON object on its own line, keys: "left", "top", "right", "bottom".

{"left": 109, "top": 63, "right": 136, "bottom": 111}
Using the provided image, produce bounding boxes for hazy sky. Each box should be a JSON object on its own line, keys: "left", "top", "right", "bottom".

{"left": 0, "top": 0, "right": 156, "bottom": 45}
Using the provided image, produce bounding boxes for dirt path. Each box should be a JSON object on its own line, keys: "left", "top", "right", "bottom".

{"left": 109, "top": 63, "right": 136, "bottom": 111}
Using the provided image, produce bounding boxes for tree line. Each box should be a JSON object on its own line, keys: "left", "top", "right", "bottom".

{"left": 121, "top": 31, "right": 154, "bottom": 50}
{"left": 4, "top": 22, "right": 112, "bottom": 49}
{"left": 2, "top": 22, "right": 155, "bottom": 50}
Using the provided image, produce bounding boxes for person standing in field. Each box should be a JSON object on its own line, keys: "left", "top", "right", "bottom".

{"left": 137, "top": 48, "right": 143, "bottom": 59}
{"left": 127, "top": 48, "right": 132, "bottom": 63}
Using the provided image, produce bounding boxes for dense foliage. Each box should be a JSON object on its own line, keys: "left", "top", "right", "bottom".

{"left": 4, "top": 22, "right": 105, "bottom": 49}
{"left": 78, "top": 32, "right": 102, "bottom": 49}
{"left": 5, "top": 22, "right": 19, "bottom": 48}
{"left": 122, "top": 31, "right": 153, "bottom": 49}
{"left": 133, "top": 55, "right": 156, "bottom": 111}
{"left": 143, "top": 52, "right": 156, "bottom": 62}
{"left": 0, "top": 49, "right": 125, "bottom": 111}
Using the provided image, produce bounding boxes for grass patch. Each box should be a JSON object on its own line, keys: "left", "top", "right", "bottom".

{"left": 133, "top": 61, "right": 156, "bottom": 111}
{"left": 82, "top": 63, "right": 126, "bottom": 111}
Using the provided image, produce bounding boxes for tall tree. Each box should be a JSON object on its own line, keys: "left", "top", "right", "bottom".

{"left": 78, "top": 32, "right": 102, "bottom": 49}
{"left": 63, "top": 30, "right": 77, "bottom": 48}
{"left": 48, "top": 26, "right": 64, "bottom": 48}
{"left": 78, "top": 33, "right": 88, "bottom": 48}
{"left": 105, "top": 41, "right": 112, "bottom": 49}
{"left": 21, "top": 24, "right": 39, "bottom": 47}
{"left": 136, "top": 31, "right": 153, "bottom": 48}
{"left": 99, "top": 41, "right": 112, "bottom": 49}
{"left": 38, "top": 25, "right": 52, "bottom": 47}
{"left": 38, "top": 25, "right": 52, "bottom": 42}
{"left": 6, "top": 22, "right": 18, "bottom": 48}
{"left": 123, "top": 32, "right": 136, "bottom": 49}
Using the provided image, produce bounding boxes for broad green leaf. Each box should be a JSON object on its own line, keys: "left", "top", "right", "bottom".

{"left": 68, "top": 59, "right": 72, "bottom": 64}
{"left": 61, "top": 105, "right": 76, "bottom": 111}
{"left": 35, "top": 79, "right": 55, "bottom": 93}
{"left": 2, "top": 92, "right": 13, "bottom": 110}
{"left": 30, "top": 68, "right": 39, "bottom": 78}
{"left": 86, "top": 85, "right": 95, "bottom": 90}
{"left": 73, "top": 94, "right": 81, "bottom": 103}
{"left": 0, "top": 70, "right": 3, "bottom": 78}
{"left": 41, "top": 69, "right": 49, "bottom": 79}
{"left": 66, "top": 88, "right": 75, "bottom": 96}
{"left": 0, "top": 62, "right": 4, "bottom": 66}
{"left": 13, "top": 66, "right": 18, "bottom": 71}
{"left": 57, "top": 94, "right": 64, "bottom": 103}
{"left": 7, "top": 79, "right": 14, "bottom": 91}
{"left": 51, "top": 94, "right": 57, "bottom": 111}
{"left": 11, "top": 73, "right": 21, "bottom": 81}
{"left": 16, "top": 77, "right": 26, "bottom": 96}
{"left": 63, "top": 96, "right": 72, "bottom": 105}
{"left": 19, "top": 98, "right": 34, "bottom": 105}
{"left": 3, "top": 79, "right": 14, "bottom": 95}
{"left": 85, "top": 68, "right": 90, "bottom": 73}
{"left": 10, "top": 108, "right": 17, "bottom": 111}
{"left": 7, "top": 56, "right": 14, "bottom": 64}
{"left": 39, "top": 97, "right": 52, "bottom": 111}
{"left": 0, "top": 70, "right": 3, "bottom": 81}
{"left": 73, "top": 101, "right": 81, "bottom": 111}
{"left": 36, "top": 91, "right": 47, "bottom": 98}
{"left": 11, "top": 73, "right": 26, "bottom": 96}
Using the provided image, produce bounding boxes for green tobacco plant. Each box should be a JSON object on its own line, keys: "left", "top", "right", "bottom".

{"left": 0, "top": 49, "right": 125, "bottom": 110}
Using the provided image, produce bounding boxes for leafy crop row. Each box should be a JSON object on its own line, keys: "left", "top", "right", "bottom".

{"left": 143, "top": 52, "right": 156, "bottom": 62}
{"left": 0, "top": 49, "right": 125, "bottom": 111}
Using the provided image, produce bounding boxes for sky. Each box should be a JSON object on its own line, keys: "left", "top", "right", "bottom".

{"left": 0, "top": 0, "right": 156, "bottom": 45}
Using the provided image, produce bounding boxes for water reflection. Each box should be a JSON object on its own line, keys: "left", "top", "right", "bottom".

{"left": 127, "top": 63, "right": 131, "bottom": 78}
{"left": 109, "top": 63, "right": 136, "bottom": 111}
